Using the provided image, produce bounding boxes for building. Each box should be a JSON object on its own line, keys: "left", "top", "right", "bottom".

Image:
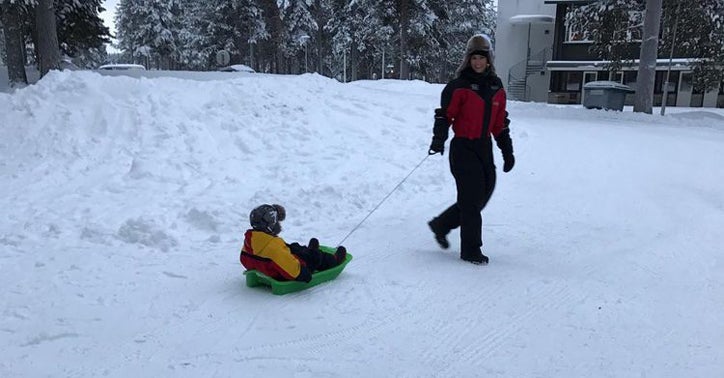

{"left": 495, "top": 0, "right": 724, "bottom": 108}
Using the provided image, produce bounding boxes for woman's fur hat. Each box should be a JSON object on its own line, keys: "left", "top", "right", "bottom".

{"left": 455, "top": 34, "right": 496, "bottom": 77}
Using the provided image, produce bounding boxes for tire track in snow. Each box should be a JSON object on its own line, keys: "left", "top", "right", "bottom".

{"left": 433, "top": 281, "right": 576, "bottom": 375}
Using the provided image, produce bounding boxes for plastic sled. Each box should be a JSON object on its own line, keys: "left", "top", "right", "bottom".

{"left": 244, "top": 245, "right": 353, "bottom": 295}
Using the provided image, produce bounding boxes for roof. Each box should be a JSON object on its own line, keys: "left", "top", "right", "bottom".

{"left": 546, "top": 58, "right": 695, "bottom": 71}
{"left": 510, "top": 15, "right": 555, "bottom": 24}
{"left": 543, "top": 0, "right": 594, "bottom": 4}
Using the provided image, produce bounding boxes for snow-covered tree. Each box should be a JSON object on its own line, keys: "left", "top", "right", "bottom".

{"left": 116, "top": 0, "right": 180, "bottom": 69}
{"left": 306, "top": 0, "right": 336, "bottom": 75}
{"left": 430, "top": 0, "right": 496, "bottom": 82}
{"left": 0, "top": 0, "right": 67, "bottom": 79}
{"left": 115, "top": 0, "right": 142, "bottom": 64}
{"left": 258, "top": 0, "right": 287, "bottom": 73}
{"left": 569, "top": 0, "right": 724, "bottom": 91}
{"left": 325, "top": 0, "right": 393, "bottom": 80}
{"left": 173, "top": 0, "right": 211, "bottom": 69}
{"left": 660, "top": 0, "right": 724, "bottom": 92}
{"left": 186, "top": 0, "right": 266, "bottom": 70}
{"left": 54, "top": 0, "right": 110, "bottom": 68}
{"left": 568, "top": 0, "right": 646, "bottom": 72}
{"left": 282, "top": 0, "right": 317, "bottom": 73}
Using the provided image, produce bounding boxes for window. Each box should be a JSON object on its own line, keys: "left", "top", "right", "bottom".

{"left": 655, "top": 71, "right": 680, "bottom": 94}
{"left": 679, "top": 72, "right": 693, "bottom": 92}
{"left": 564, "top": 6, "right": 592, "bottom": 42}
{"left": 550, "top": 72, "right": 584, "bottom": 92}
{"left": 610, "top": 71, "right": 623, "bottom": 83}
{"left": 584, "top": 72, "right": 597, "bottom": 84}
{"left": 623, "top": 71, "right": 637, "bottom": 90}
{"left": 566, "top": 72, "right": 583, "bottom": 91}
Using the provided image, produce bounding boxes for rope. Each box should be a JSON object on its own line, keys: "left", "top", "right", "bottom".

{"left": 336, "top": 154, "right": 430, "bottom": 246}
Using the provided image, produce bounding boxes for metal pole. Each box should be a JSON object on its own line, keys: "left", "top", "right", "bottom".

{"left": 382, "top": 49, "right": 385, "bottom": 79}
{"left": 343, "top": 49, "right": 347, "bottom": 82}
{"left": 661, "top": 3, "right": 680, "bottom": 116}
{"left": 305, "top": 43, "right": 308, "bottom": 73}
{"left": 525, "top": 23, "right": 533, "bottom": 100}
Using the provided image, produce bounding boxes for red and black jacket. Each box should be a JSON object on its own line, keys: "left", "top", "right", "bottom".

{"left": 433, "top": 69, "right": 513, "bottom": 156}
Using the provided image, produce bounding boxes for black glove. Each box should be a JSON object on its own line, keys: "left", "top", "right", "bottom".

{"left": 503, "top": 153, "right": 515, "bottom": 172}
{"left": 429, "top": 108, "right": 448, "bottom": 155}
{"left": 429, "top": 138, "right": 445, "bottom": 155}
{"left": 494, "top": 127, "right": 514, "bottom": 173}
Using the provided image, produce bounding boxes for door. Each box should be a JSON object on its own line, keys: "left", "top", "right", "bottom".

{"left": 581, "top": 71, "right": 598, "bottom": 104}
{"left": 677, "top": 72, "right": 693, "bottom": 107}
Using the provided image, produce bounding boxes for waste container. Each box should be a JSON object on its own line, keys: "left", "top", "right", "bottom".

{"left": 582, "top": 81, "right": 634, "bottom": 111}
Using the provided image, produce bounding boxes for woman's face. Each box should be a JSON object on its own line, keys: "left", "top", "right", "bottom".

{"left": 470, "top": 54, "right": 489, "bottom": 74}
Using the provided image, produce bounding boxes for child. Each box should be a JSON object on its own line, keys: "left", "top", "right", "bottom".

{"left": 240, "top": 204, "right": 347, "bottom": 283}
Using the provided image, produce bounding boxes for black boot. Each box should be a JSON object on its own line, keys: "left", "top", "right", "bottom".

{"left": 428, "top": 220, "right": 450, "bottom": 249}
{"left": 334, "top": 246, "right": 347, "bottom": 263}
{"left": 461, "top": 251, "right": 489, "bottom": 265}
{"left": 308, "top": 237, "right": 320, "bottom": 251}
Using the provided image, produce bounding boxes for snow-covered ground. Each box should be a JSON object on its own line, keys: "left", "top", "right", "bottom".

{"left": 1, "top": 71, "right": 723, "bottom": 377}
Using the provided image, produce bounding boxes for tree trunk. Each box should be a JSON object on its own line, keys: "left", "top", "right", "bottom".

{"left": 397, "top": 0, "right": 409, "bottom": 79}
{"left": 634, "top": 0, "right": 663, "bottom": 114}
{"left": 258, "top": 0, "right": 285, "bottom": 74}
{"left": 1, "top": 4, "right": 28, "bottom": 86}
{"left": 35, "top": 0, "right": 61, "bottom": 77}
{"left": 350, "top": 39, "right": 358, "bottom": 81}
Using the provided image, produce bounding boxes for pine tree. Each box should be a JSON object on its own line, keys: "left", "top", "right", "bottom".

{"left": 115, "top": 0, "right": 143, "bottom": 64}
{"left": 116, "top": 0, "right": 183, "bottom": 69}
{"left": 568, "top": 0, "right": 646, "bottom": 73}
{"left": 325, "top": 0, "right": 391, "bottom": 80}
{"left": 431, "top": 0, "right": 496, "bottom": 82}
{"left": 190, "top": 0, "right": 266, "bottom": 70}
{"left": 258, "top": 0, "right": 287, "bottom": 73}
{"left": 660, "top": 0, "right": 724, "bottom": 92}
{"left": 283, "top": 0, "right": 317, "bottom": 73}
{"left": 54, "top": 0, "right": 111, "bottom": 68}
{"left": 174, "top": 0, "right": 211, "bottom": 69}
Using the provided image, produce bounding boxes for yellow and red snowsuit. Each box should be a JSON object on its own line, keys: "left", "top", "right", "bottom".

{"left": 240, "top": 229, "right": 311, "bottom": 282}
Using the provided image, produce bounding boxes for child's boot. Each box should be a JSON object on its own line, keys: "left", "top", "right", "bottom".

{"left": 335, "top": 246, "right": 347, "bottom": 263}
{"left": 308, "top": 237, "right": 320, "bottom": 251}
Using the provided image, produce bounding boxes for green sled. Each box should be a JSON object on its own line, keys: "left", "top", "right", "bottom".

{"left": 244, "top": 245, "right": 353, "bottom": 295}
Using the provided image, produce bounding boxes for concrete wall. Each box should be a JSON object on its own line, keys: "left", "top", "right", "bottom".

{"left": 495, "top": 0, "right": 557, "bottom": 102}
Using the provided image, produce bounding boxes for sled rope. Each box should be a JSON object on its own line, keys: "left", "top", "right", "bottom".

{"left": 336, "top": 154, "right": 430, "bottom": 246}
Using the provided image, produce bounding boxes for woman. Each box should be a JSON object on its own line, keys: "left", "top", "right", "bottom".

{"left": 427, "top": 34, "right": 515, "bottom": 265}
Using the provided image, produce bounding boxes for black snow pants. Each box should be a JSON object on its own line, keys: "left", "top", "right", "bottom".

{"left": 433, "top": 137, "right": 497, "bottom": 259}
